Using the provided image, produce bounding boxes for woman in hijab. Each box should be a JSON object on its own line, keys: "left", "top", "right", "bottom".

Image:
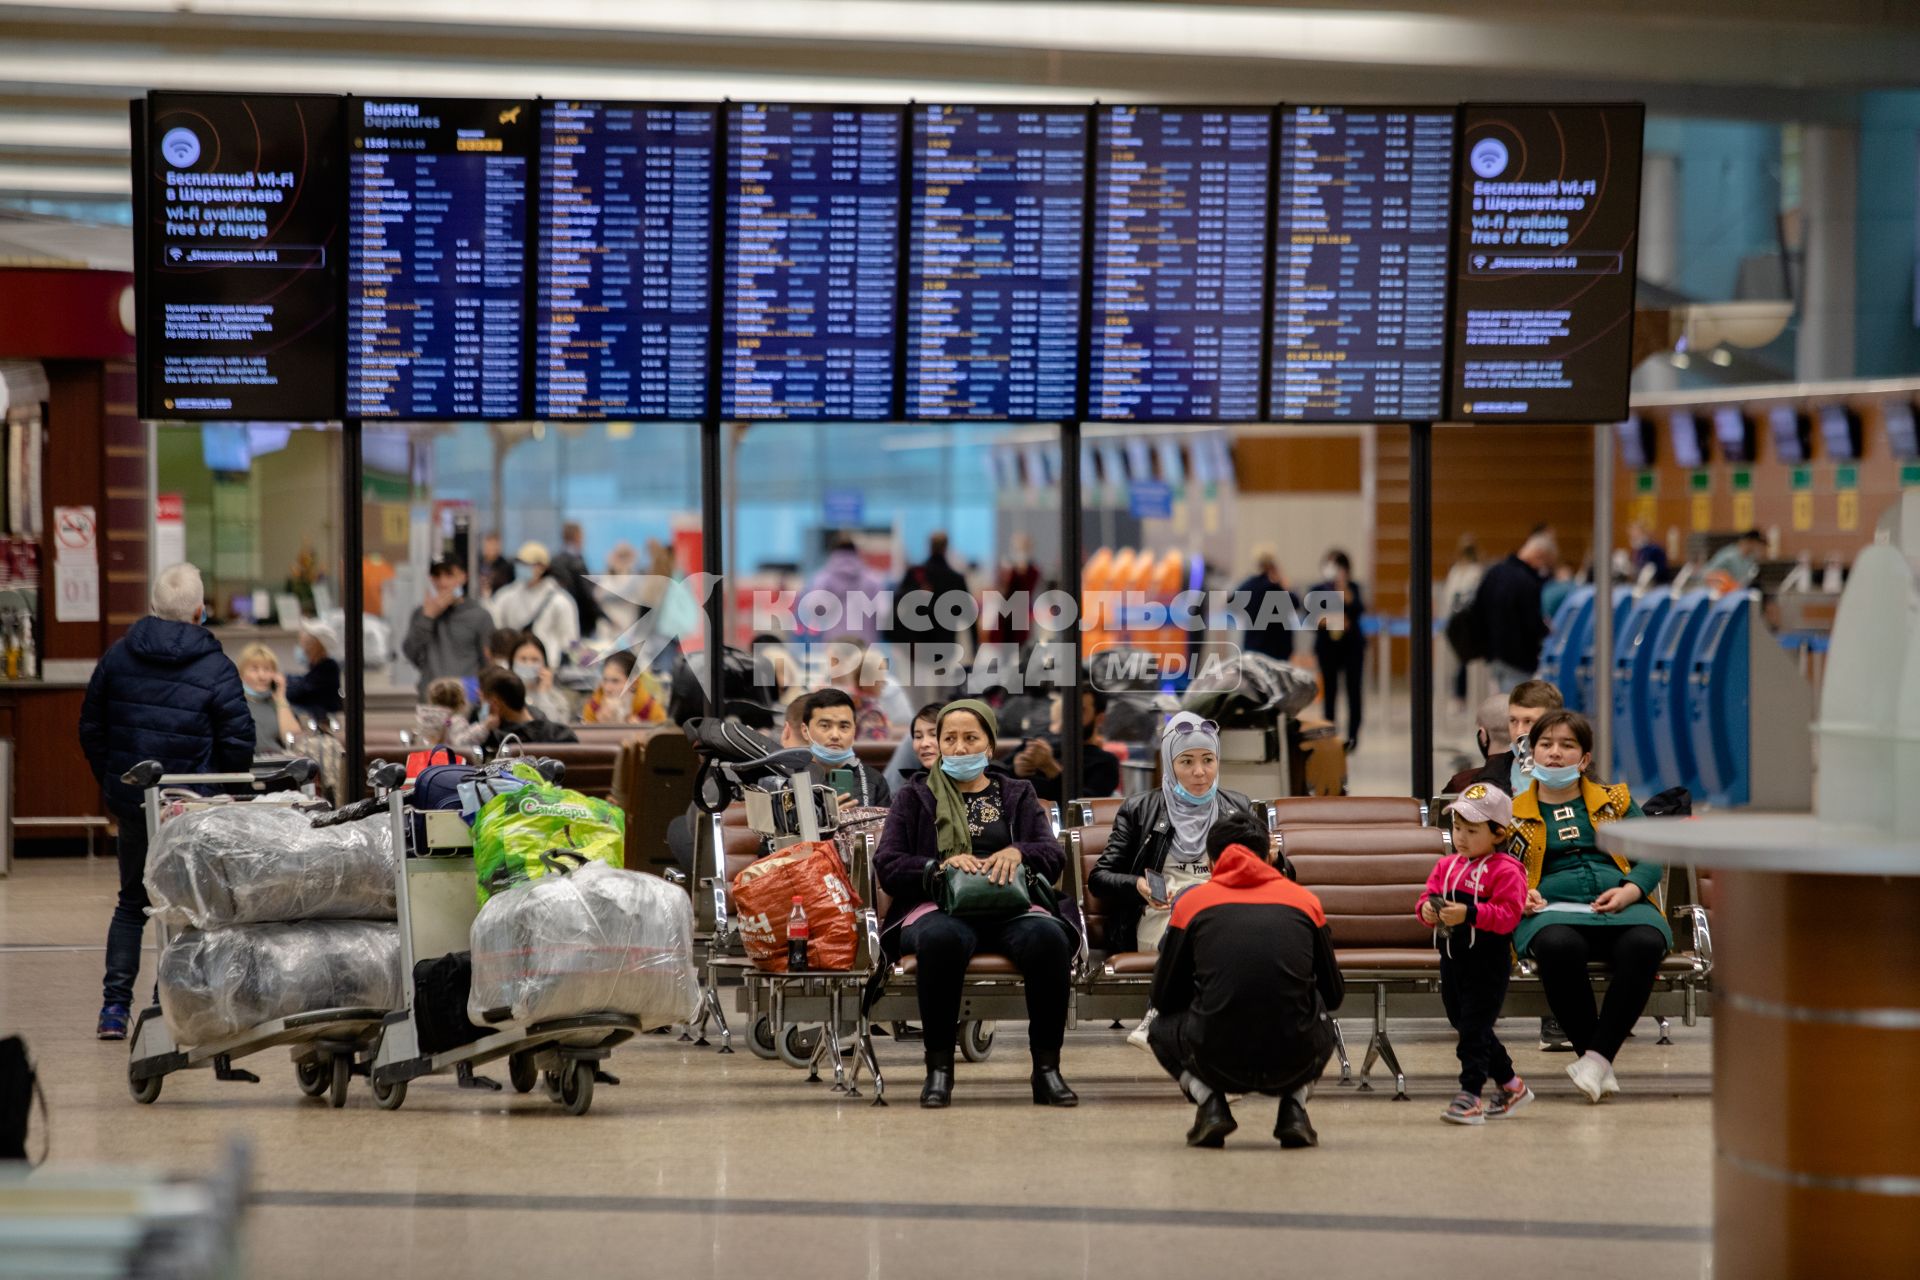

{"left": 1089, "top": 713, "right": 1258, "bottom": 954}
{"left": 873, "top": 699, "right": 1080, "bottom": 1110}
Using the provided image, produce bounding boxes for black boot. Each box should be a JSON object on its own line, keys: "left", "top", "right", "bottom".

{"left": 920, "top": 1051, "right": 954, "bottom": 1109}
{"left": 1186, "top": 1092, "right": 1237, "bottom": 1148}
{"left": 1030, "top": 1055, "right": 1078, "bottom": 1107}
{"left": 1275, "top": 1095, "right": 1318, "bottom": 1148}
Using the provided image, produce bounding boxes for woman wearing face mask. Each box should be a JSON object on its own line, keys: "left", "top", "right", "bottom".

{"left": 872, "top": 700, "right": 1080, "bottom": 1109}
{"left": 236, "top": 643, "right": 301, "bottom": 754}
{"left": 1509, "top": 709, "right": 1669, "bottom": 1104}
{"left": 1090, "top": 714, "right": 1256, "bottom": 953}
{"left": 509, "top": 635, "right": 572, "bottom": 725}
{"left": 1309, "top": 549, "right": 1367, "bottom": 754}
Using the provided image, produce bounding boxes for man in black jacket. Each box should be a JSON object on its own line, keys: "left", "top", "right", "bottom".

{"left": 78, "top": 563, "right": 255, "bottom": 1040}
{"left": 549, "top": 521, "right": 604, "bottom": 639}
{"left": 1470, "top": 530, "right": 1557, "bottom": 691}
{"left": 476, "top": 669, "right": 579, "bottom": 757}
{"left": 1149, "top": 809, "right": 1344, "bottom": 1149}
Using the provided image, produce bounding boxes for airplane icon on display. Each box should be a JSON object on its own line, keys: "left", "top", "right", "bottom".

{"left": 499, "top": 105, "right": 522, "bottom": 125}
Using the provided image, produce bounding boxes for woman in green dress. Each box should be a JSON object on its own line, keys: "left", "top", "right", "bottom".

{"left": 1509, "top": 710, "right": 1671, "bottom": 1104}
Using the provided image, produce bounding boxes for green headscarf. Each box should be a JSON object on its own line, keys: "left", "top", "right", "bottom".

{"left": 930, "top": 699, "right": 998, "bottom": 862}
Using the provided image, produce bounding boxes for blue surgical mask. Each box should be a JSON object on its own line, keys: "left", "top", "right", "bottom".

{"left": 1531, "top": 762, "right": 1584, "bottom": 788}
{"left": 1172, "top": 781, "right": 1217, "bottom": 805}
{"left": 809, "top": 742, "right": 855, "bottom": 766}
{"left": 940, "top": 752, "right": 989, "bottom": 781}
{"left": 512, "top": 661, "right": 543, "bottom": 684}
{"left": 244, "top": 685, "right": 273, "bottom": 702}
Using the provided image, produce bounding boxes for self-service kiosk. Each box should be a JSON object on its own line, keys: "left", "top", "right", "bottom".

{"left": 1646, "top": 590, "right": 1712, "bottom": 799}
{"left": 1684, "top": 592, "right": 1814, "bottom": 810}
{"left": 1611, "top": 590, "right": 1674, "bottom": 795}
{"left": 1575, "top": 586, "right": 1634, "bottom": 714}
{"left": 1538, "top": 587, "right": 1596, "bottom": 708}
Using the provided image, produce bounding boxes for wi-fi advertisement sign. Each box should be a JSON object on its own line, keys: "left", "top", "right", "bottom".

{"left": 138, "top": 93, "right": 344, "bottom": 421}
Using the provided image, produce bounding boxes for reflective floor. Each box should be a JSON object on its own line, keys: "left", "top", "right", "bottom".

{"left": 1, "top": 853, "right": 1712, "bottom": 1279}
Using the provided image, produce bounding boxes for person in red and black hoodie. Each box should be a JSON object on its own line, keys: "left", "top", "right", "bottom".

{"left": 1148, "top": 809, "right": 1343, "bottom": 1149}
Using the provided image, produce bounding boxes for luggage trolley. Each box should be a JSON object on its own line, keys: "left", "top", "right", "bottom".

{"left": 123, "top": 758, "right": 390, "bottom": 1109}
{"left": 364, "top": 762, "right": 640, "bottom": 1116}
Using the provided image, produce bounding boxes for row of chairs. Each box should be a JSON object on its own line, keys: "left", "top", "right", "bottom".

{"left": 688, "top": 789, "right": 1715, "bottom": 1103}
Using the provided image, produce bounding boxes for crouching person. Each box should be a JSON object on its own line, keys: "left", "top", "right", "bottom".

{"left": 1148, "top": 809, "right": 1343, "bottom": 1149}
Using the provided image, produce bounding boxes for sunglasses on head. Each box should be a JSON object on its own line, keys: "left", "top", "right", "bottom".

{"left": 1166, "top": 716, "right": 1218, "bottom": 736}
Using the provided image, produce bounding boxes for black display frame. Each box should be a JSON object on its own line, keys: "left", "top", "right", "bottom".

{"left": 899, "top": 102, "right": 1095, "bottom": 424}
{"left": 718, "top": 100, "right": 912, "bottom": 425}
{"left": 1083, "top": 102, "right": 1282, "bottom": 426}
{"left": 340, "top": 94, "right": 544, "bottom": 424}
{"left": 1266, "top": 103, "right": 1463, "bottom": 425}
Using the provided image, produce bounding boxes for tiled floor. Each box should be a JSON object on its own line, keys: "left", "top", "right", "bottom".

{"left": 1, "top": 851, "right": 1712, "bottom": 1280}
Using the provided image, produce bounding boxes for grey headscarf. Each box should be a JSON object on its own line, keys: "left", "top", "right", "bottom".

{"left": 1160, "top": 712, "right": 1222, "bottom": 865}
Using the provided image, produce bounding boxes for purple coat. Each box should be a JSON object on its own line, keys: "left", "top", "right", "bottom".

{"left": 871, "top": 774, "right": 1081, "bottom": 955}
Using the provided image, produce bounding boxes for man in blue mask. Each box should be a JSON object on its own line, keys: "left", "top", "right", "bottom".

{"left": 797, "top": 688, "right": 891, "bottom": 809}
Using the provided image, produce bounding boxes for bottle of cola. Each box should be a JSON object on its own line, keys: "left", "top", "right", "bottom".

{"left": 786, "top": 895, "right": 810, "bottom": 971}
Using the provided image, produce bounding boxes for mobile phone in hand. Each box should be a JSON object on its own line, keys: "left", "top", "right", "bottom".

{"left": 1146, "top": 869, "right": 1169, "bottom": 905}
{"left": 829, "top": 768, "right": 857, "bottom": 797}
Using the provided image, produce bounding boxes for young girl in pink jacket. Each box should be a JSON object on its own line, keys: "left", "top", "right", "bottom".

{"left": 1418, "top": 782, "right": 1533, "bottom": 1125}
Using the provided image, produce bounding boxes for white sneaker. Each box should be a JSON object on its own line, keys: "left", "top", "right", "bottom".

{"left": 1599, "top": 1064, "right": 1620, "bottom": 1099}
{"left": 1126, "top": 1010, "right": 1157, "bottom": 1053}
{"left": 1565, "top": 1054, "right": 1609, "bottom": 1104}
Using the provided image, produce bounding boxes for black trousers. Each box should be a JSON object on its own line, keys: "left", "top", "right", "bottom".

{"left": 902, "top": 911, "right": 1071, "bottom": 1063}
{"left": 1439, "top": 939, "right": 1515, "bottom": 1094}
{"left": 103, "top": 805, "right": 150, "bottom": 1008}
{"left": 1529, "top": 923, "right": 1667, "bottom": 1062}
{"left": 1315, "top": 640, "right": 1365, "bottom": 743}
{"left": 1147, "top": 1007, "right": 1332, "bottom": 1101}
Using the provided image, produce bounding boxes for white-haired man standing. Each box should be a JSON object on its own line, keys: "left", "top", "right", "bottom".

{"left": 78, "top": 563, "right": 254, "bottom": 1040}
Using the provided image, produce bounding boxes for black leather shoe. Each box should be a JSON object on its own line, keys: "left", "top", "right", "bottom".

{"left": 1030, "top": 1067, "right": 1079, "bottom": 1107}
{"left": 1275, "top": 1096, "right": 1318, "bottom": 1148}
{"left": 1186, "top": 1093, "right": 1237, "bottom": 1148}
{"left": 920, "top": 1053, "right": 955, "bottom": 1109}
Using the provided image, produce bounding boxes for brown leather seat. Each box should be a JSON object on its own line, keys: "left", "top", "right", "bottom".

{"left": 1334, "top": 948, "right": 1446, "bottom": 971}
{"left": 501, "top": 741, "right": 621, "bottom": 798}
{"left": 1073, "top": 824, "right": 1114, "bottom": 953}
{"left": 1103, "top": 952, "right": 1157, "bottom": 975}
{"left": 1266, "top": 795, "right": 1426, "bottom": 827}
{"left": 1281, "top": 823, "right": 1447, "bottom": 960}
{"left": 1070, "top": 796, "right": 1127, "bottom": 827}
{"left": 854, "top": 740, "right": 900, "bottom": 771}
{"left": 897, "top": 953, "right": 1021, "bottom": 976}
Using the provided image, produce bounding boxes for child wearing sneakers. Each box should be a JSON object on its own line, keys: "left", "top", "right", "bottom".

{"left": 1418, "top": 782, "right": 1533, "bottom": 1125}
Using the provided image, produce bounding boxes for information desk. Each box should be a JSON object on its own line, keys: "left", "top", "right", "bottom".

{"left": 1599, "top": 817, "right": 1920, "bottom": 1278}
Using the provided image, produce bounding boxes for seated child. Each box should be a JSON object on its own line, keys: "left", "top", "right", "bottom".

{"left": 1418, "top": 782, "right": 1532, "bottom": 1125}
{"left": 419, "top": 677, "right": 486, "bottom": 756}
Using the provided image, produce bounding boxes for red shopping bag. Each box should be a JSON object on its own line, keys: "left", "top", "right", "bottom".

{"left": 730, "top": 841, "right": 861, "bottom": 972}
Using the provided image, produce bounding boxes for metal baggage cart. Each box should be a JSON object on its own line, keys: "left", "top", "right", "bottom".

{"left": 363, "top": 761, "right": 642, "bottom": 1116}
{"left": 123, "top": 758, "right": 390, "bottom": 1109}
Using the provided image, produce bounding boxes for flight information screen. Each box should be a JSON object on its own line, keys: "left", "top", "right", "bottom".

{"left": 346, "top": 98, "right": 534, "bottom": 419}
{"left": 534, "top": 102, "right": 717, "bottom": 420}
{"left": 904, "top": 105, "right": 1087, "bottom": 420}
{"left": 140, "top": 93, "right": 344, "bottom": 420}
{"left": 1449, "top": 103, "right": 1645, "bottom": 423}
{"left": 1270, "top": 106, "right": 1456, "bottom": 422}
{"left": 1088, "top": 106, "right": 1273, "bottom": 422}
{"left": 722, "top": 104, "right": 903, "bottom": 420}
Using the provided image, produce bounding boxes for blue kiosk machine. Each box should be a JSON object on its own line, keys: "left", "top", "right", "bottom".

{"left": 1684, "top": 591, "right": 1813, "bottom": 809}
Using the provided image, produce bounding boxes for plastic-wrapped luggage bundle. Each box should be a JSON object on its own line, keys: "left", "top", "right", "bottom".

{"left": 157, "top": 920, "right": 401, "bottom": 1044}
{"left": 144, "top": 804, "right": 396, "bottom": 929}
{"left": 467, "top": 860, "right": 699, "bottom": 1029}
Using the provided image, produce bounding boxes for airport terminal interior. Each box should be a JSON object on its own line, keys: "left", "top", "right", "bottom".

{"left": 3, "top": 3, "right": 1920, "bottom": 1278}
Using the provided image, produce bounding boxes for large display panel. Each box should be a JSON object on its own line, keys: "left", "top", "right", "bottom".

{"left": 721, "top": 104, "right": 904, "bottom": 421}
{"left": 1270, "top": 106, "right": 1455, "bottom": 422}
{"left": 904, "top": 105, "right": 1087, "bottom": 420}
{"left": 139, "top": 92, "right": 344, "bottom": 421}
{"left": 1448, "top": 103, "right": 1645, "bottom": 423}
{"left": 534, "top": 102, "right": 718, "bottom": 420}
{"left": 346, "top": 98, "right": 535, "bottom": 420}
{"left": 1088, "top": 106, "right": 1273, "bottom": 422}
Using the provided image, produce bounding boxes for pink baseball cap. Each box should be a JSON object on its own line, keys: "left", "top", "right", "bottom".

{"left": 1447, "top": 781, "right": 1514, "bottom": 831}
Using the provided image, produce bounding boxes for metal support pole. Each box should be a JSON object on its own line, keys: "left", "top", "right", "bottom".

{"left": 1408, "top": 421, "right": 1434, "bottom": 802}
{"left": 700, "top": 419, "right": 726, "bottom": 717}
{"left": 1592, "top": 421, "right": 1616, "bottom": 776}
{"left": 341, "top": 419, "right": 365, "bottom": 802}
{"left": 1060, "top": 420, "right": 1085, "bottom": 801}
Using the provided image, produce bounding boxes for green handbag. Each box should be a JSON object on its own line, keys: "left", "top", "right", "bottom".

{"left": 934, "top": 861, "right": 1059, "bottom": 922}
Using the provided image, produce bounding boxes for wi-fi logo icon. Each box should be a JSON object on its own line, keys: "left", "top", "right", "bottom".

{"left": 160, "top": 127, "right": 201, "bottom": 169}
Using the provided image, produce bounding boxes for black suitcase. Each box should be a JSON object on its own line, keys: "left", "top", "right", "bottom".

{"left": 412, "top": 952, "right": 488, "bottom": 1053}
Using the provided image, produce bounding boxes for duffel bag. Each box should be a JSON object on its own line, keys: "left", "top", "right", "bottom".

{"left": 470, "top": 779, "right": 624, "bottom": 903}
{"left": 730, "top": 840, "right": 861, "bottom": 973}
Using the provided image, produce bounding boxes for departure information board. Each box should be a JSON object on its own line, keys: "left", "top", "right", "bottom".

{"left": 722, "top": 104, "right": 903, "bottom": 420}
{"left": 1448, "top": 103, "right": 1645, "bottom": 423}
{"left": 535, "top": 102, "right": 717, "bottom": 420}
{"left": 1088, "top": 106, "right": 1272, "bottom": 422}
{"left": 904, "top": 105, "right": 1087, "bottom": 420}
{"left": 139, "top": 93, "right": 344, "bottom": 420}
{"left": 1270, "top": 106, "right": 1455, "bottom": 422}
{"left": 347, "top": 98, "right": 534, "bottom": 419}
